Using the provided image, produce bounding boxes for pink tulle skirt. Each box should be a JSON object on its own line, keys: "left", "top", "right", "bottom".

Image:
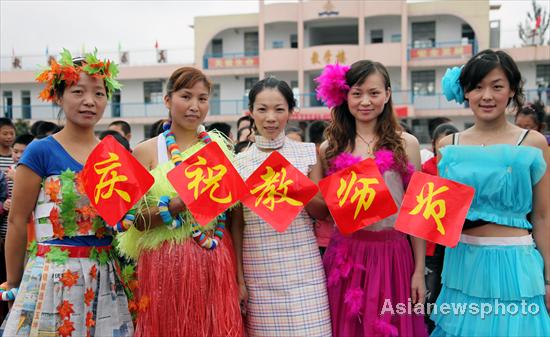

{"left": 135, "top": 232, "right": 244, "bottom": 337}
{"left": 323, "top": 229, "right": 427, "bottom": 337}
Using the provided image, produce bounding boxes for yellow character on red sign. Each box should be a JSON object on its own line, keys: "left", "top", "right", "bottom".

{"left": 409, "top": 182, "right": 449, "bottom": 235}
{"left": 337, "top": 171, "right": 379, "bottom": 220}
{"left": 184, "top": 156, "right": 232, "bottom": 204}
{"left": 251, "top": 166, "right": 303, "bottom": 212}
{"left": 93, "top": 152, "right": 130, "bottom": 204}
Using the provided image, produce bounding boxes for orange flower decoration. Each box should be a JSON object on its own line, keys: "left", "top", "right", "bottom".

{"left": 60, "top": 270, "right": 79, "bottom": 289}
{"left": 57, "top": 300, "right": 74, "bottom": 320}
{"left": 85, "top": 312, "right": 95, "bottom": 328}
{"left": 128, "top": 279, "right": 139, "bottom": 292}
{"left": 58, "top": 319, "right": 75, "bottom": 337}
{"left": 78, "top": 218, "right": 93, "bottom": 235}
{"left": 128, "top": 299, "right": 138, "bottom": 313}
{"left": 95, "top": 226, "right": 106, "bottom": 239}
{"left": 50, "top": 207, "right": 64, "bottom": 240}
{"left": 74, "top": 172, "right": 86, "bottom": 195}
{"left": 138, "top": 295, "right": 150, "bottom": 312}
{"left": 89, "top": 265, "right": 97, "bottom": 280}
{"left": 84, "top": 288, "right": 95, "bottom": 306}
{"left": 45, "top": 178, "right": 61, "bottom": 202}
{"left": 77, "top": 205, "right": 97, "bottom": 219}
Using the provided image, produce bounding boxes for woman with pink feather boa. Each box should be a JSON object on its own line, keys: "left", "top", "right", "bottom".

{"left": 317, "top": 60, "right": 428, "bottom": 337}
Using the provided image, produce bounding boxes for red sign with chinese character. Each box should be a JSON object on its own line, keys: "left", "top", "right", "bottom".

{"left": 167, "top": 142, "right": 248, "bottom": 226}
{"left": 394, "top": 172, "right": 475, "bottom": 247}
{"left": 242, "top": 151, "right": 318, "bottom": 232}
{"left": 410, "top": 44, "right": 473, "bottom": 59}
{"left": 81, "top": 136, "right": 154, "bottom": 226}
{"left": 319, "top": 158, "right": 397, "bottom": 235}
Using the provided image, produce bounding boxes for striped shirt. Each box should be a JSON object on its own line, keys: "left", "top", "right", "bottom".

{"left": 0, "top": 154, "right": 14, "bottom": 238}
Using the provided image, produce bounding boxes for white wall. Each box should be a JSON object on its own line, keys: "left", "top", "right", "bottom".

{"left": 265, "top": 22, "right": 298, "bottom": 49}
{"left": 364, "top": 16, "right": 401, "bottom": 44}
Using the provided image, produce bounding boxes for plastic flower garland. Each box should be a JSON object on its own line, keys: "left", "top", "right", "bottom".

{"left": 36, "top": 48, "right": 121, "bottom": 102}
{"left": 315, "top": 63, "right": 351, "bottom": 108}
{"left": 441, "top": 66, "right": 464, "bottom": 104}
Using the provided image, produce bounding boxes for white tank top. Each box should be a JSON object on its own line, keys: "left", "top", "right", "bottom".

{"left": 156, "top": 133, "right": 170, "bottom": 165}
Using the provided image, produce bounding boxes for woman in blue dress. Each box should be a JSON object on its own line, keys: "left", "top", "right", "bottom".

{"left": 431, "top": 49, "right": 549, "bottom": 336}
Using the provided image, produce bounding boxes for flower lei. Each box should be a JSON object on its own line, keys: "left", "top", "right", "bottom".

{"left": 441, "top": 66, "right": 465, "bottom": 104}
{"left": 36, "top": 48, "right": 121, "bottom": 102}
{"left": 315, "top": 63, "right": 351, "bottom": 108}
{"left": 163, "top": 122, "right": 225, "bottom": 250}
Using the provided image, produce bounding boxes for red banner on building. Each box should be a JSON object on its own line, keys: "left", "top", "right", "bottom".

{"left": 319, "top": 158, "right": 397, "bottom": 234}
{"left": 242, "top": 151, "right": 318, "bottom": 232}
{"left": 394, "top": 172, "right": 475, "bottom": 247}
{"left": 208, "top": 56, "right": 259, "bottom": 69}
{"left": 167, "top": 142, "right": 248, "bottom": 226}
{"left": 410, "top": 44, "right": 473, "bottom": 59}
{"left": 81, "top": 136, "right": 154, "bottom": 226}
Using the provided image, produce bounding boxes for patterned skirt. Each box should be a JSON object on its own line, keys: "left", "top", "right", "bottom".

{"left": 3, "top": 245, "right": 133, "bottom": 337}
{"left": 243, "top": 214, "right": 332, "bottom": 337}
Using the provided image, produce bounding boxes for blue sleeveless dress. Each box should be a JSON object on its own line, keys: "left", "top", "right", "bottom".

{"left": 430, "top": 134, "right": 549, "bottom": 336}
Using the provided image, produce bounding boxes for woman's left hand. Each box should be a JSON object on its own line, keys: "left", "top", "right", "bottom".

{"left": 411, "top": 271, "right": 426, "bottom": 305}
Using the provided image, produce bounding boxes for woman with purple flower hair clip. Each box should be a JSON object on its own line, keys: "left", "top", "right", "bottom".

{"left": 316, "top": 60, "right": 428, "bottom": 337}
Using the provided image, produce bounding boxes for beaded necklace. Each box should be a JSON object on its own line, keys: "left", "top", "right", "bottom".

{"left": 163, "top": 123, "right": 225, "bottom": 250}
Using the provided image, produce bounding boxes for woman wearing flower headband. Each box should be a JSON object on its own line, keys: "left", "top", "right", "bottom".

{"left": 3, "top": 49, "right": 133, "bottom": 336}
{"left": 116, "top": 67, "right": 244, "bottom": 337}
{"left": 317, "top": 60, "right": 427, "bottom": 337}
{"left": 431, "top": 49, "right": 550, "bottom": 336}
{"left": 232, "top": 77, "right": 332, "bottom": 337}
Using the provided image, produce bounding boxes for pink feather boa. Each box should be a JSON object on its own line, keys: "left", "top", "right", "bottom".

{"left": 327, "top": 149, "right": 414, "bottom": 186}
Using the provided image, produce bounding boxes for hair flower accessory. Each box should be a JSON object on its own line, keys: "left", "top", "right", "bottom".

{"left": 36, "top": 48, "right": 121, "bottom": 102}
{"left": 315, "top": 63, "right": 350, "bottom": 108}
{"left": 441, "top": 66, "right": 464, "bottom": 104}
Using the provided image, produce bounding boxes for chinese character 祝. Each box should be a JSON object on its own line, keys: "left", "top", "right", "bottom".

{"left": 184, "top": 156, "right": 232, "bottom": 204}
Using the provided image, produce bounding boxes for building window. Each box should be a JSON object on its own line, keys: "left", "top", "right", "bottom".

{"left": 143, "top": 81, "right": 163, "bottom": 103}
{"left": 391, "top": 33, "right": 401, "bottom": 43}
{"left": 244, "top": 32, "right": 259, "bottom": 56}
{"left": 212, "top": 39, "right": 223, "bottom": 57}
{"left": 21, "top": 90, "right": 31, "bottom": 119}
{"left": 111, "top": 89, "right": 121, "bottom": 117}
{"left": 490, "top": 20, "right": 500, "bottom": 49}
{"left": 411, "top": 70, "right": 435, "bottom": 95}
{"left": 210, "top": 84, "right": 221, "bottom": 116}
{"left": 290, "top": 34, "right": 298, "bottom": 48}
{"left": 2, "top": 91, "right": 13, "bottom": 119}
{"left": 272, "top": 40, "right": 284, "bottom": 49}
{"left": 461, "top": 24, "right": 475, "bottom": 44}
{"left": 245, "top": 77, "right": 259, "bottom": 92}
{"left": 412, "top": 21, "right": 435, "bottom": 48}
{"left": 371, "top": 29, "right": 383, "bottom": 44}
{"left": 536, "top": 64, "right": 550, "bottom": 86}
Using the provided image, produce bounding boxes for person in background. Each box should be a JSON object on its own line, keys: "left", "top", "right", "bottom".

{"left": 237, "top": 114, "right": 253, "bottom": 131}
{"left": 421, "top": 123, "right": 459, "bottom": 176}
{"left": 207, "top": 122, "right": 233, "bottom": 141}
{"left": 286, "top": 125, "right": 304, "bottom": 142}
{"left": 99, "top": 129, "right": 131, "bottom": 151}
{"left": 308, "top": 120, "right": 333, "bottom": 255}
{"left": 234, "top": 140, "right": 252, "bottom": 154}
{"left": 108, "top": 120, "right": 132, "bottom": 143}
{"left": 515, "top": 102, "right": 549, "bottom": 146}
{"left": 237, "top": 125, "right": 254, "bottom": 143}
{"left": 35, "top": 121, "right": 61, "bottom": 139}
{"left": 148, "top": 119, "right": 167, "bottom": 139}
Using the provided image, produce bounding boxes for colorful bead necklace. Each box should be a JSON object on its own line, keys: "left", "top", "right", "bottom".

{"left": 163, "top": 122, "right": 225, "bottom": 250}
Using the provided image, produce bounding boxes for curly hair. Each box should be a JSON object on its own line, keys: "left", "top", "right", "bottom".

{"left": 324, "top": 60, "right": 409, "bottom": 174}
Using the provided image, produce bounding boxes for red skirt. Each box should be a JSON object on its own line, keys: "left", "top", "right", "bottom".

{"left": 135, "top": 232, "right": 244, "bottom": 337}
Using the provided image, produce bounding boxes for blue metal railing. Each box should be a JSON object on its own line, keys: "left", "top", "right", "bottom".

{"left": 4, "top": 89, "right": 545, "bottom": 120}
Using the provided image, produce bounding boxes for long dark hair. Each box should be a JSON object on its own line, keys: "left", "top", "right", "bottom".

{"left": 325, "top": 60, "right": 408, "bottom": 173}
